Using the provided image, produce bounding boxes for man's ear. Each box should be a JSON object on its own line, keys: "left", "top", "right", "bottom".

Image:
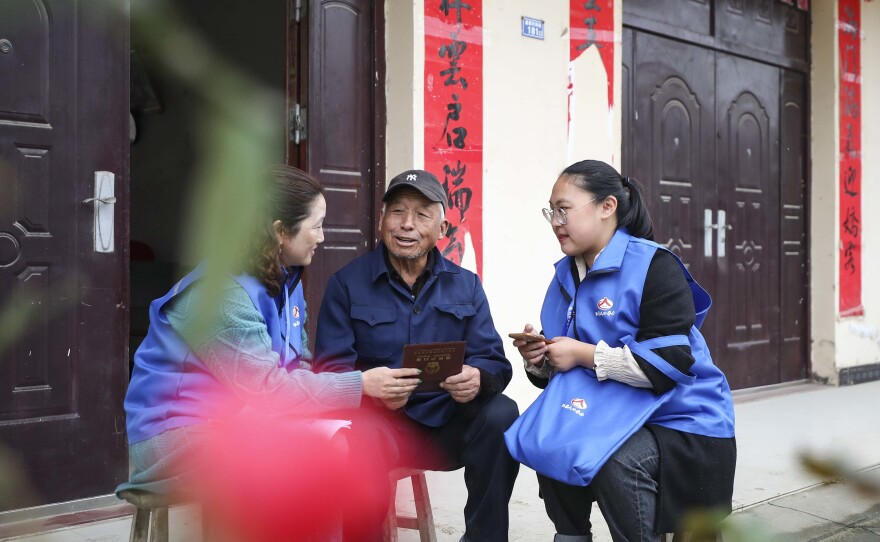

{"left": 439, "top": 218, "right": 450, "bottom": 238}
{"left": 601, "top": 196, "right": 618, "bottom": 219}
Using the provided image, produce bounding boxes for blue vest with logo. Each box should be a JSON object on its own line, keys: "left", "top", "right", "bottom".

{"left": 540, "top": 229, "right": 735, "bottom": 438}
{"left": 124, "top": 264, "right": 307, "bottom": 445}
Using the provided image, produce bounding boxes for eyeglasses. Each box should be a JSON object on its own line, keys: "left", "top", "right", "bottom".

{"left": 542, "top": 197, "right": 598, "bottom": 225}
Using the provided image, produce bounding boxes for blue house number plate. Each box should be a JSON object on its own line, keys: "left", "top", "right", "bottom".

{"left": 522, "top": 17, "right": 544, "bottom": 40}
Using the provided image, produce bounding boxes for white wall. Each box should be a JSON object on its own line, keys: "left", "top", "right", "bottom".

{"left": 835, "top": 0, "right": 880, "bottom": 369}
{"left": 387, "top": 0, "right": 623, "bottom": 408}
{"left": 810, "top": 0, "right": 840, "bottom": 382}
{"left": 810, "top": 0, "right": 880, "bottom": 383}
{"left": 385, "top": 0, "right": 423, "bottom": 177}
{"left": 482, "top": 1, "right": 571, "bottom": 408}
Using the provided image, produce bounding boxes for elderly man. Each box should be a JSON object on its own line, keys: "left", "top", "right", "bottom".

{"left": 315, "top": 169, "right": 519, "bottom": 542}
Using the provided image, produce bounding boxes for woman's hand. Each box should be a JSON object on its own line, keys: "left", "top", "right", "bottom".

{"left": 512, "top": 324, "right": 548, "bottom": 368}
{"left": 545, "top": 337, "right": 596, "bottom": 372}
{"left": 361, "top": 367, "right": 421, "bottom": 405}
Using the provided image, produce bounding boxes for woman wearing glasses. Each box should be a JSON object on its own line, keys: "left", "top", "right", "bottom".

{"left": 511, "top": 160, "right": 736, "bottom": 541}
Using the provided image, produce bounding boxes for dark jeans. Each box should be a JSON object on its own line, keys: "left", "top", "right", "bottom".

{"left": 538, "top": 427, "right": 661, "bottom": 542}
{"left": 342, "top": 394, "right": 520, "bottom": 542}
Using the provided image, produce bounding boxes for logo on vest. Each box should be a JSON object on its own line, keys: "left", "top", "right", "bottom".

{"left": 561, "top": 397, "right": 586, "bottom": 416}
{"left": 292, "top": 306, "right": 300, "bottom": 319}
{"left": 595, "top": 297, "right": 615, "bottom": 317}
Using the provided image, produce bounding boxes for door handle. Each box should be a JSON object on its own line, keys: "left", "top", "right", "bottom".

{"left": 84, "top": 171, "right": 115, "bottom": 253}
{"left": 704, "top": 209, "right": 731, "bottom": 258}
{"left": 716, "top": 209, "right": 727, "bottom": 259}
{"left": 704, "top": 209, "right": 716, "bottom": 257}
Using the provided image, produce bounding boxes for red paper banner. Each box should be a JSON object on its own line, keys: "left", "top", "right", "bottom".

{"left": 425, "top": 0, "right": 484, "bottom": 276}
{"left": 838, "top": 0, "right": 862, "bottom": 317}
{"left": 570, "top": 0, "right": 615, "bottom": 110}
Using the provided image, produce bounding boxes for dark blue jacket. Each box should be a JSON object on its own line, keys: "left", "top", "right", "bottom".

{"left": 125, "top": 264, "right": 307, "bottom": 444}
{"left": 541, "top": 229, "right": 735, "bottom": 438}
{"left": 314, "top": 243, "right": 511, "bottom": 427}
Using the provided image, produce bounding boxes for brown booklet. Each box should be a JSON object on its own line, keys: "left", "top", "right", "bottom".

{"left": 402, "top": 341, "right": 466, "bottom": 393}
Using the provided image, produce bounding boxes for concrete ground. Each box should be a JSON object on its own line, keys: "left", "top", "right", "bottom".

{"left": 3, "top": 380, "right": 880, "bottom": 541}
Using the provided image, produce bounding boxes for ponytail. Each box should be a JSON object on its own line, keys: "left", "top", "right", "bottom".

{"left": 560, "top": 160, "right": 654, "bottom": 240}
{"left": 619, "top": 176, "right": 654, "bottom": 240}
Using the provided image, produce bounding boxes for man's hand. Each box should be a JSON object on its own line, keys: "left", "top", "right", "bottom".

{"left": 440, "top": 365, "right": 481, "bottom": 403}
{"left": 362, "top": 367, "right": 421, "bottom": 402}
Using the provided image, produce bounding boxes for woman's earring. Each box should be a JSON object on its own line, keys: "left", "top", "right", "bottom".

{"left": 278, "top": 244, "right": 283, "bottom": 255}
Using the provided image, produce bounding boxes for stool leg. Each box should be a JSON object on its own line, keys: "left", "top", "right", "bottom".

{"left": 410, "top": 474, "right": 437, "bottom": 542}
{"left": 150, "top": 507, "right": 169, "bottom": 542}
{"left": 201, "top": 503, "right": 213, "bottom": 542}
{"left": 383, "top": 480, "right": 400, "bottom": 542}
{"left": 129, "top": 507, "right": 151, "bottom": 542}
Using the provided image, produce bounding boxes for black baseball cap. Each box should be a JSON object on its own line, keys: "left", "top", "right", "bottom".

{"left": 383, "top": 169, "right": 447, "bottom": 211}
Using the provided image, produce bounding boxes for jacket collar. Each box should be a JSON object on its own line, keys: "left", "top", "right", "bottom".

{"left": 281, "top": 265, "right": 304, "bottom": 290}
{"left": 553, "top": 228, "right": 632, "bottom": 293}
{"left": 589, "top": 227, "right": 631, "bottom": 274}
{"left": 370, "top": 242, "right": 457, "bottom": 282}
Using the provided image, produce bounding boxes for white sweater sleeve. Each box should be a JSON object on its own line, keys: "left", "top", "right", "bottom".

{"left": 593, "top": 340, "right": 653, "bottom": 388}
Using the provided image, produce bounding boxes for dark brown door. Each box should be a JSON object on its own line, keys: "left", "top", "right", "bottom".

{"left": 625, "top": 30, "right": 716, "bottom": 289}
{"left": 714, "top": 53, "right": 781, "bottom": 388}
{"left": 0, "top": 1, "right": 129, "bottom": 509}
{"left": 287, "top": 0, "right": 382, "bottom": 338}
{"left": 778, "top": 70, "right": 809, "bottom": 383}
{"left": 625, "top": 26, "right": 808, "bottom": 389}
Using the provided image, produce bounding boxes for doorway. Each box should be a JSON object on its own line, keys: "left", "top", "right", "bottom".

{"left": 287, "top": 0, "right": 385, "bottom": 340}
{"left": 622, "top": 0, "right": 810, "bottom": 390}
{"left": 130, "top": 0, "right": 384, "bottom": 363}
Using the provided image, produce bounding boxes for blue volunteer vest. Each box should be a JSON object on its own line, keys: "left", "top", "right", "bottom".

{"left": 124, "top": 264, "right": 307, "bottom": 445}
{"left": 540, "top": 228, "right": 735, "bottom": 438}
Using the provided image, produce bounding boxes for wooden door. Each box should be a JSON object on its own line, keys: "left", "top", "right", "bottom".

{"left": 626, "top": 30, "right": 717, "bottom": 290}
{"left": 624, "top": 16, "right": 809, "bottom": 389}
{"left": 287, "top": 0, "right": 382, "bottom": 339}
{"left": 778, "top": 70, "right": 809, "bottom": 383}
{"left": 714, "top": 53, "right": 781, "bottom": 388}
{"left": 0, "top": 1, "right": 129, "bottom": 509}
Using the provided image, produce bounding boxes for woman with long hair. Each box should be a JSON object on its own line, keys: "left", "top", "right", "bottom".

{"left": 121, "top": 165, "right": 418, "bottom": 540}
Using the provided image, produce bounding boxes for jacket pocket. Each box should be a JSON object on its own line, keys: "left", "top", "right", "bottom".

{"left": 436, "top": 303, "right": 477, "bottom": 320}
{"left": 350, "top": 305, "right": 397, "bottom": 359}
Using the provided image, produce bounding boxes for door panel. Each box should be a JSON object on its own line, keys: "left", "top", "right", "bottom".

{"left": 630, "top": 32, "right": 716, "bottom": 305}
{"left": 301, "top": 0, "right": 377, "bottom": 336}
{"left": 779, "top": 70, "right": 808, "bottom": 382}
{"left": 0, "top": 0, "right": 76, "bottom": 423}
{"left": 715, "top": 53, "right": 780, "bottom": 388}
{"left": 623, "top": 0, "right": 711, "bottom": 40}
{"left": 715, "top": 0, "right": 809, "bottom": 68}
{"left": 0, "top": 0, "right": 129, "bottom": 508}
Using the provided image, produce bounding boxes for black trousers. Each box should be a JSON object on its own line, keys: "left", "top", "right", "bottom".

{"left": 341, "top": 394, "right": 520, "bottom": 542}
